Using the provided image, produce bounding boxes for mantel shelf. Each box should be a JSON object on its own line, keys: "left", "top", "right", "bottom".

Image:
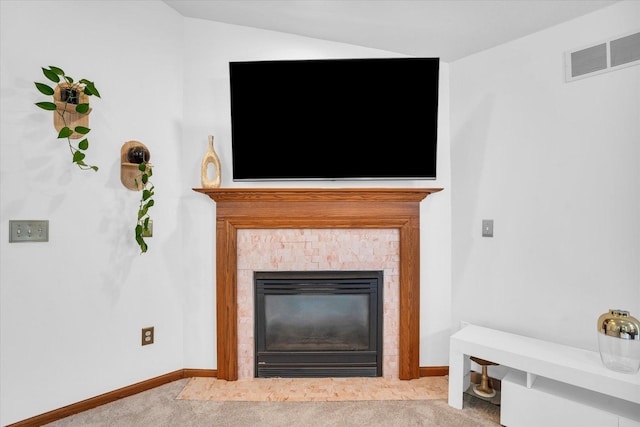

{"left": 193, "top": 187, "right": 443, "bottom": 203}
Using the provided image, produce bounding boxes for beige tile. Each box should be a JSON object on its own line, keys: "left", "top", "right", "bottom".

{"left": 176, "top": 376, "right": 448, "bottom": 402}
{"left": 236, "top": 229, "right": 401, "bottom": 379}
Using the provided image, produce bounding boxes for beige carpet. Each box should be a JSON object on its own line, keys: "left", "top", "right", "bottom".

{"left": 45, "top": 378, "right": 502, "bottom": 426}
{"left": 177, "top": 376, "right": 449, "bottom": 402}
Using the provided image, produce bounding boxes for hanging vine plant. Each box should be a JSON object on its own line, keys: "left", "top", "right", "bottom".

{"left": 134, "top": 162, "right": 154, "bottom": 254}
{"left": 34, "top": 66, "right": 101, "bottom": 171}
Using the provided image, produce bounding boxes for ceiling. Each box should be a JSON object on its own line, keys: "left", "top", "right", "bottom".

{"left": 162, "top": 0, "right": 618, "bottom": 62}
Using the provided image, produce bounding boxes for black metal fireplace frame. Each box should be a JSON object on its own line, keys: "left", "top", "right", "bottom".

{"left": 254, "top": 270, "right": 383, "bottom": 378}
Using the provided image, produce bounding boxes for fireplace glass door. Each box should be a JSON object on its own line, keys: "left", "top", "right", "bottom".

{"left": 255, "top": 270, "right": 383, "bottom": 378}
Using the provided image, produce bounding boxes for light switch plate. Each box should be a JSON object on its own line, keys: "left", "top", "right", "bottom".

{"left": 482, "top": 219, "right": 494, "bottom": 237}
{"left": 9, "top": 220, "right": 49, "bottom": 242}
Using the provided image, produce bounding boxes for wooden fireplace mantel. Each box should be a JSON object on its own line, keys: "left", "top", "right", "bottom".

{"left": 193, "top": 187, "right": 443, "bottom": 380}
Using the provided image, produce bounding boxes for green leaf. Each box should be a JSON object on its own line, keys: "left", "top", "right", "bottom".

{"left": 57, "top": 127, "right": 73, "bottom": 138}
{"left": 78, "top": 139, "right": 89, "bottom": 150}
{"left": 73, "top": 151, "right": 86, "bottom": 163}
{"left": 80, "top": 80, "right": 101, "bottom": 98}
{"left": 141, "top": 174, "right": 148, "bottom": 185}
{"left": 91, "top": 166, "right": 99, "bottom": 172}
{"left": 138, "top": 163, "right": 146, "bottom": 172}
{"left": 142, "top": 189, "right": 152, "bottom": 200}
{"left": 35, "top": 101, "right": 57, "bottom": 111}
{"left": 75, "top": 103, "right": 90, "bottom": 114}
{"left": 42, "top": 67, "right": 60, "bottom": 83}
{"left": 135, "top": 227, "right": 148, "bottom": 252}
{"left": 145, "top": 199, "right": 155, "bottom": 208}
{"left": 143, "top": 217, "right": 150, "bottom": 228}
{"left": 64, "top": 76, "right": 74, "bottom": 84}
{"left": 35, "top": 82, "right": 54, "bottom": 95}
{"left": 138, "top": 207, "right": 147, "bottom": 219}
{"left": 74, "top": 126, "right": 90, "bottom": 135}
{"left": 48, "top": 66, "right": 65, "bottom": 75}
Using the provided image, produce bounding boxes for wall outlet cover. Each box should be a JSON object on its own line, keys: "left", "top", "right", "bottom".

{"left": 141, "top": 326, "right": 154, "bottom": 346}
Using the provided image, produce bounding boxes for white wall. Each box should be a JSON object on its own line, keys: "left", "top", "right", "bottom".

{"left": 0, "top": 1, "right": 185, "bottom": 424}
{"left": 0, "top": 2, "right": 452, "bottom": 424}
{"left": 450, "top": 0, "right": 640, "bottom": 361}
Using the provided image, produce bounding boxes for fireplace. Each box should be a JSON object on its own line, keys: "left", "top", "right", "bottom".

{"left": 193, "top": 188, "right": 443, "bottom": 380}
{"left": 254, "top": 270, "right": 383, "bottom": 378}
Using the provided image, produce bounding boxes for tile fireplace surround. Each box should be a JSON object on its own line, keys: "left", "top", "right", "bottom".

{"left": 238, "top": 228, "right": 397, "bottom": 379}
{"left": 194, "top": 188, "right": 442, "bottom": 381}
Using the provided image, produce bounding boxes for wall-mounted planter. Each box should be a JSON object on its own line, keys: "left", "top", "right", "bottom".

{"left": 34, "top": 66, "right": 101, "bottom": 171}
{"left": 120, "top": 140, "right": 151, "bottom": 190}
{"left": 120, "top": 140, "right": 155, "bottom": 253}
{"left": 53, "top": 83, "right": 91, "bottom": 139}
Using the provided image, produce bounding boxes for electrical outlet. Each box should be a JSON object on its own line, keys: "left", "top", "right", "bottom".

{"left": 141, "top": 326, "right": 154, "bottom": 346}
{"left": 9, "top": 220, "right": 49, "bottom": 242}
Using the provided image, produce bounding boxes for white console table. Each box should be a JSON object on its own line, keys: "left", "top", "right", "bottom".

{"left": 448, "top": 325, "right": 640, "bottom": 426}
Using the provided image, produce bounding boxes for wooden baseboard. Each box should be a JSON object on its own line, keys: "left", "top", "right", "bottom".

{"left": 8, "top": 366, "right": 448, "bottom": 426}
{"left": 182, "top": 368, "right": 218, "bottom": 378}
{"left": 420, "top": 366, "right": 449, "bottom": 377}
{"left": 6, "top": 369, "right": 217, "bottom": 427}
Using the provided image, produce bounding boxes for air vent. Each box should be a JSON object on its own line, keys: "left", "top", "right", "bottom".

{"left": 610, "top": 32, "right": 640, "bottom": 67}
{"left": 570, "top": 43, "right": 607, "bottom": 77}
{"left": 565, "top": 30, "right": 640, "bottom": 82}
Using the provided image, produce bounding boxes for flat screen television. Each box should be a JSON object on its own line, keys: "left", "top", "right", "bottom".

{"left": 229, "top": 57, "right": 439, "bottom": 181}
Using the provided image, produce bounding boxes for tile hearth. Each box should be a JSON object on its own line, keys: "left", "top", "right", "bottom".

{"left": 176, "top": 376, "right": 449, "bottom": 402}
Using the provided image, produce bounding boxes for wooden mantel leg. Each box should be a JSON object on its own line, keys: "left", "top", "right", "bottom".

{"left": 216, "top": 219, "right": 238, "bottom": 380}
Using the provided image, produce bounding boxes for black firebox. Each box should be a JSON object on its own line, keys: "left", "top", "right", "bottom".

{"left": 254, "top": 270, "right": 383, "bottom": 378}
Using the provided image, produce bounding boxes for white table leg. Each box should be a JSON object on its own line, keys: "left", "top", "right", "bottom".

{"left": 448, "top": 343, "right": 470, "bottom": 409}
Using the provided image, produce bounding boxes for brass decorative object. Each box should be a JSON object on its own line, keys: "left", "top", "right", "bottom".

{"left": 201, "top": 135, "right": 221, "bottom": 188}
{"left": 470, "top": 356, "right": 498, "bottom": 398}
{"left": 597, "top": 309, "right": 640, "bottom": 373}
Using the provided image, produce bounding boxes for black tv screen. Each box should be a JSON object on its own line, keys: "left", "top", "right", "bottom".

{"left": 229, "top": 57, "right": 439, "bottom": 181}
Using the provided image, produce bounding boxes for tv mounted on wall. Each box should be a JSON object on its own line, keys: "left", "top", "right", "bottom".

{"left": 229, "top": 57, "right": 439, "bottom": 181}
